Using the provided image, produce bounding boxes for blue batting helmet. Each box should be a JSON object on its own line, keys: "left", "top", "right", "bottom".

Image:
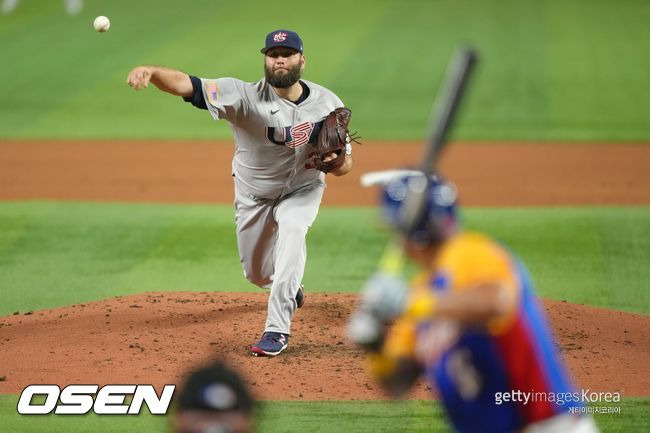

{"left": 381, "top": 172, "right": 458, "bottom": 245}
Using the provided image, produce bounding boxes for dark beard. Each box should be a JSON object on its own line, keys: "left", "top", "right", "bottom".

{"left": 264, "top": 63, "right": 302, "bottom": 88}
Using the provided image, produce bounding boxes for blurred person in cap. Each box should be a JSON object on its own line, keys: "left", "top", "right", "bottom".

{"left": 172, "top": 361, "right": 255, "bottom": 433}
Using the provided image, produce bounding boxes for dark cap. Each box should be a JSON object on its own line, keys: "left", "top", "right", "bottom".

{"left": 261, "top": 29, "right": 303, "bottom": 54}
{"left": 176, "top": 361, "right": 254, "bottom": 414}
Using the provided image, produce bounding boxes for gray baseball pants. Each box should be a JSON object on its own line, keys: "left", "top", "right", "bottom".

{"left": 233, "top": 178, "right": 324, "bottom": 335}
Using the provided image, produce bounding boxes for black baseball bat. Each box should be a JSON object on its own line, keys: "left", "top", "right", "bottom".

{"left": 421, "top": 46, "right": 477, "bottom": 174}
{"left": 397, "top": 47, "right": 477, "bottom": 233}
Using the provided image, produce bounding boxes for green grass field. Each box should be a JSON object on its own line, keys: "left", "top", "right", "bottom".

{"left": 1, "top": 0, "right": 649, "bottom": 141}
{"left": 1, "top": 395, "right": 648, "bottom": 433}
{"left": 0, "top": 201, "right": 648, "bottom": 315}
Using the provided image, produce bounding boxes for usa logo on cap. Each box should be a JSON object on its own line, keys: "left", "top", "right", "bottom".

{"left": 273, "top": 32, "right": 287, "bottom": 42}
{"left": 261, "top": 29, "right": 304, "bottom": 54}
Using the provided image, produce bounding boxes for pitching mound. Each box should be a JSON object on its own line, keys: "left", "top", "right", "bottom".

{"left": 0, "top": 292, "right": 648, "bottom": 399}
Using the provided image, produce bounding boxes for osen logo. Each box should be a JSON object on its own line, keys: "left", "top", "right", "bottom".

{"left": 17, "top": 384, "right": 175, "bottom": 415}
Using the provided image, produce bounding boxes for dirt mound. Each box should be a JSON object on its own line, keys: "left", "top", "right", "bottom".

{"left": 0, "top": 292, "right": 647, "bottom": 399}
{"left": 543, "top": 299, "right": 649, "bottom": 396}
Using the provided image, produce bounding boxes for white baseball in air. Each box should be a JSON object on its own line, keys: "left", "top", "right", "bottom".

{"left": 93, "top": 16, "right": 110, "bottom": 33}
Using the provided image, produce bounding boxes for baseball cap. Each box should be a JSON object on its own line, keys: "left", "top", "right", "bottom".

{"left": 176, "top": 361, "right": 254, "bottom": 414}
{"left": 381, "top": 172, "right": 458, "bottom": 245}
{"left": 261, "top": 29, "right": 303, "bottom": 54}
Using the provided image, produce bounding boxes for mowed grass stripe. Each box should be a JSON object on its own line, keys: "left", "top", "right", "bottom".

{"left": 0, "top": 395, "right": 648, "bottom": 433}
{"left": 0, "top": 202, "right": 647, "bottom": 316}
{"left": 1, "top": 0, "right": 649, "bottom": 140}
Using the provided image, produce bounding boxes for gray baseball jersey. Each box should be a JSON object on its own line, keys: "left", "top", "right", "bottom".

{"left": 188, "top": 76, "right": 350, "bottom": 335}
{"left": 199, "top": 77, "right": 347, "bottom": 198}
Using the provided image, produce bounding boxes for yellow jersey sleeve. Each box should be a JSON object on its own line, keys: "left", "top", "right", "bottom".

{"left": 432, "top": 232, "right": 520, "bottom": 332}
{"left": 375, "top": 232, "right": 521, "bottom": 377}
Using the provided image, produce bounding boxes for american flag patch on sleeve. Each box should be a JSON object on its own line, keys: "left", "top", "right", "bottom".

{"left": 205, "top": 81, "right": 219, "bottom": 105}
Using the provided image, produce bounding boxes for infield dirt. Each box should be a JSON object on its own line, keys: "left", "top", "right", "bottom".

{"left": 1, "top": 140, "right": 649, "bottom": 205}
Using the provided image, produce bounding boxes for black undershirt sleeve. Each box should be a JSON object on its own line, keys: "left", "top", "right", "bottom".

{"left": 184, "top": 77, "right": 308, "bottom": 109}
{"left": 182, "top": 75, "right": 208, "bottom": 110}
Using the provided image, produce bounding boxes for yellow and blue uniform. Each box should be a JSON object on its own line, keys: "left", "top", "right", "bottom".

{"left": 382, "top": 232, "right": 581, "bottom": 433}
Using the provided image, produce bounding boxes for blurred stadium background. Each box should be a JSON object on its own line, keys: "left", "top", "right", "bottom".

{"left": 1, "top": 0, "right": 649, "bottom": 141}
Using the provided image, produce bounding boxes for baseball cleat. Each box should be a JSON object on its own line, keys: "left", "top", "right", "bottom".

{"left": 251, "top": 332, "right": 289, "bottom": 357}
{"left": 295, "top": 285, "right": 305, "bottom": 308}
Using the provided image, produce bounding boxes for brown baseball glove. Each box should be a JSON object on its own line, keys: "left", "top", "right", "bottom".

{"left": 305, "top": 107, "right": 354, "bottom": 173}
